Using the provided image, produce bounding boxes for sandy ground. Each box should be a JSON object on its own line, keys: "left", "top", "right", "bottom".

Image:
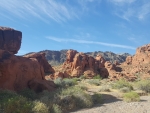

{"left": 71, "top": 95, "right": 150, "bottom": 113}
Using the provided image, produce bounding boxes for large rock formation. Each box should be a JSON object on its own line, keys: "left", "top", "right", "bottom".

{"left": 23, "top": 53, "right": 55, "bottom": 74}
{"left": 0, "top": 27, "right": 55, "bottom": 92}
{"left": 0, "top": 27, "right": 22, "bottom": 54}
{"left": 55, "top": 50, "right": 112, "bottom": 78}
{"left": 47, "top": 44, "right": 150, "bottom": 81}
{"left": 121, "top": 44, "right": 150, "bottom": 79}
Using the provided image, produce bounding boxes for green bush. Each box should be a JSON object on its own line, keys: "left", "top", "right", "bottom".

{"left": 50, "top": 104, "right": 62, "bottom": 113}
{"left": 99, "top": 86, "right": 110, "bottom": 92}
{"left": 63, "top": 78, "right": 77, "bottom": 87}
{"left": 112, "top": 79, "right": 133, "bottom": 90}
{"left": 119, "top": 87, "right": 131, "bottom": 93}
{"left": 79, "top": 75, "right": 86, "bottom": 79}
{"left": 54, "top": 78, "right": 77, "bottom": 88}
{"left": 3, "top": 96, "right": 32, "bottom": 113}
{"left": 136, "top": 80, "right": 150, "bottom": 93}
{"left": 18, "top": 88, "right": 37, "bottom": 100}
{"left": 54, "top": 77, "right": 64, "bottom": 87}
{"left": 0, "top": 90, "right": 17, "bottom": 104}
{"left": 91, "top": 93, "right": 102, "bottom": 104}
{"left": 123, "top": 92, "right": 140, "bottom": 102}
{"left": 93, "top": 75, "right": 102, "bottom": 79}
{"left": 32, "top": 101, "right": 49, "bottom": 113}
{"left": 87, "top": 79, "right": 100, "bottom": 86}
{"left": 57, "top": 86, "right": 94, "bottom": 111}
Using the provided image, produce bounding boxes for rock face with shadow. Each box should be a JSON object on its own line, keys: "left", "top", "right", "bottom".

{"left": 0, "top": 27, "right": 55, "bottom": 92}
{"left": 23, "top": 52, "right": 55, "bottom": 74}
{"left": 0, "top": 27, "right": 22, "bottom": 54}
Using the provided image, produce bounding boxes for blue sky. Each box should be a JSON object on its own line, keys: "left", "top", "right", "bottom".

{"left": 0, "top": 0, "right": 150, "bottom": 55}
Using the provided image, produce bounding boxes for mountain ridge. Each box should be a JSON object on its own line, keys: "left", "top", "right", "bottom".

{"left": 25, "top": 49, "right": 130, "bottom": 66}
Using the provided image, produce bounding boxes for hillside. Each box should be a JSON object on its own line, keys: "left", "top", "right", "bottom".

{"left": 34, "top": 50, "right": 130, "bottom": 66}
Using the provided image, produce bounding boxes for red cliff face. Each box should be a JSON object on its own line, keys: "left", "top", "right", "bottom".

{"left": 0, "top": 27, "right": 55, "bottom": 92}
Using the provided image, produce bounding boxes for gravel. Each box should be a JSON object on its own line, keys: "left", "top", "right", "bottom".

{"left": 71, "top": 96, "right": 150, "bottom": 113}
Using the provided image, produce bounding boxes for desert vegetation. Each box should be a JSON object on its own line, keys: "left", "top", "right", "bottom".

{"left": 1, "top": 77, "right": 150, "bottom": 113}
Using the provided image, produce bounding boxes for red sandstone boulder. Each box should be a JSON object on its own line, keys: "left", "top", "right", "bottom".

{"left": 24, "top": 52, "right": 55, "bottom": 74}
{"left": 0, "top": 50, "right": 55, "bottom": 92}
{"left": 0, "top": 27, "right": 22, "bottom": 54}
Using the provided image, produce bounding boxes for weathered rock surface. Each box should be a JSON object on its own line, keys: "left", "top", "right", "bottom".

{"left": 120, "top": 44, "right": 150, "bottom": 80}
{"left": 0, "top": 27, "right": 22, "bottom": 54}
{"left": 0, "top": 50, "right": 55, "bottom": 92}
{"left": 23, "top": 52, "right": 55, "bottom": 74}
{"left": 56, "top": 50, "right": 113, "bottom": 78}
{"left": 0, "top": 27, "right": 55, "bottom": 92}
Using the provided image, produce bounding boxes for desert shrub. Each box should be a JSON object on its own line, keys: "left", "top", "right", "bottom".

{"left": 72, "top": 77, "right": 81, "bottom": 81}
{"left": 87, "top": 79, "right": 100, "bottom": 86}
{"left": 32, "top": 101, "right": 49, "bottom": 113}
{"left": 136, "top": 80, "right": 150, "bottom": 93}
{"left": 54, "top": 78, "right": 78, "bottom": 88}
{"left": 99, "top": 86, "right": 110, "bottom": 92}
{"left": 56, "top": 86, "right": 94, "bottom": 111}
{"left": 54, "top": 77, "right": 64, "bottom": 87}
{"left": 119, "top": 87, "right": 131, "bottom": 93}
{"left": 93, "top": 75, "right": 102, "bottom": 79}
{"left": 112, "top": 79, "right": 133, "bottom": 90}
{"left": 91, "top": 93, "right": 102, "bottom": 104}
{"left": 50, "top": 104, "right": 62, "bottom": 113}
{"left": 63, "top": 78, "right": 77, "bottom": 87}
{"left": 123, "top": 92, "right": 140, "bottom": 102}
{"left": 79, "top": 75, "right": 86, "bottom": 79}
{"left": 0, "top": 90, "right": 17, "bottom": 104}
{"left": 1, "top": 94, "right": 32, "bottom": 113}
{"left": 78, "top": 84, "right": 88, "bottom": 91}
{"left": 38, "top": 86, "right": 95, "bottom": 112}
{"left": 18, "top": 88, "right": 37, "bottom": 100}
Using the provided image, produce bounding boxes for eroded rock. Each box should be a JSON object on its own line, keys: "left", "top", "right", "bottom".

{"left": 0, "top": 27, "right": 22, "bottom": 54}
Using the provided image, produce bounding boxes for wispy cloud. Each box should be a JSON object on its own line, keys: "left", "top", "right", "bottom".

{"left": 0, "top": 0, "right": 78, "bottom": 23}
{"left": 46, "top": 36, "right": 136, "bottom": 50}
{"left": 138, "top": 3, "right": 150, "bottom": 20}
{"left": 109, "top": 0, "right": 150, "bottom": 21}
{"left": 109, "top": 0, "right": 136, "bottom": 5}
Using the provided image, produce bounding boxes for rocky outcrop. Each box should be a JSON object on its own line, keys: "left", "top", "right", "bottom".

{"left": 0, "top": 27, "right": 22, "bottom": 54}
{"left": 0, "top": 27, "right": 55, "bottom": 92}
{"left": 61, "top": 50, "right": 114, "bottom": 78}
{"left": 0, "top": 50, "right": 55, "bottom": 92}
{"left": 121, "top": 44, "right": 150, "bottom": 80}
{"left": 52, "top": 49, "right": 141, "bottom": 81}
{"left": 23, "top": 53, "right": 55, "bottom": 74}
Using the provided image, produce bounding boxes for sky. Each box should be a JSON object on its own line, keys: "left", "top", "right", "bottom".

{"left": 0, "top": 0, "right": 150, "bottom": 55}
